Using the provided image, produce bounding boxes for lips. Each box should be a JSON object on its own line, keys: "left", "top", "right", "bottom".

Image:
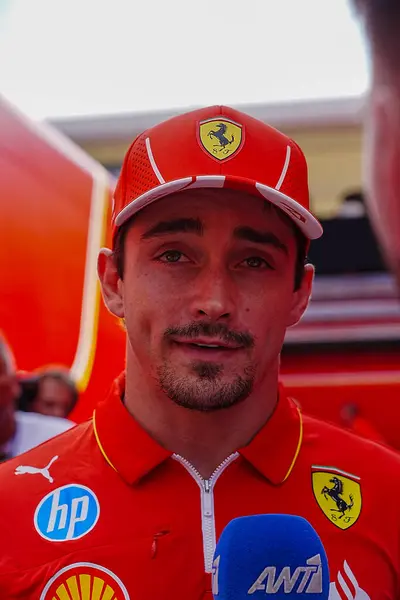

{"left": 168, "top": 335, "right": 247, "bottom": 364}
{"left": 164, "top": 323, "right": 254, "bottom": 350}
{"left": 191, "top": 343, "right": 224, "bottom": 349}
{"left": 171, "top": 338, "right": 243, "bottom": 351}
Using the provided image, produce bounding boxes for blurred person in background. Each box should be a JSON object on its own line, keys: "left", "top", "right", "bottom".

{"left": 307, "top": 189, "right": 385, "bottom": 274}
{"left": 16, "top": 373, "right": 39, "bottom": 412}
{"left": 336, "top": 191, "right": 366, "bottom": 219}
{"left": 28, "top": 367, "right": 78, "bottom": 419}
{"left": 0, "top": 333, "right": 20, "bottom": 461}
{"left": 352, "top": 0, "right": 400, "bottom": 285}
{"left": 0, "top": 333, "right": 74, "bottom": 461}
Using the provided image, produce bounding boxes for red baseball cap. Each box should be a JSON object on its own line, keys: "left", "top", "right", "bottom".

{"left": 112, "top": 105, "right": 323, "bottom": 240}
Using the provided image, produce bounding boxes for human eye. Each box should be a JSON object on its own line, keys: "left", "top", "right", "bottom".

{"left": 242, "top": 256, "right": 273, "bottom": 269}
{"left": 156, "top": 250, "right": 190, "bottom": 263}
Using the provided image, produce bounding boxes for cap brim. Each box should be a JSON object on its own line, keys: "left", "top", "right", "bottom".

{"left": 114, "top": 175, "right": 323, "bottom": 240}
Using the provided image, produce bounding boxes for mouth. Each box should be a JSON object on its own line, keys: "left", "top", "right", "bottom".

{"left": 170, "top": 339, "right": 243, "bottom": 356}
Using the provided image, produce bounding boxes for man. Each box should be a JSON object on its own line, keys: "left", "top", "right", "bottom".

{"left": 0, "top": 335, "right": 74, "bottom": 461}
{"left": 0, "top": 106, "right": 400, "bottom": 599}
{"left": 352, "top": 0, "right": 400, "bottom": 284}
{"left": 28, "top": 367, "right": 78, "bottom": 418}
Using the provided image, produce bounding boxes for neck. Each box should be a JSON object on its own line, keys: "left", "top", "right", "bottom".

{"left": 124, "top": 353, "right": 279, "bottom": 479}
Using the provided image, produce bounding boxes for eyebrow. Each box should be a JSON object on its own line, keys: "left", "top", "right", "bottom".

{"left": 233, "top": 226, "right": 288, "bottom": 254}
{"left": 141, "top": 218, "right": 203, "bottom": 240}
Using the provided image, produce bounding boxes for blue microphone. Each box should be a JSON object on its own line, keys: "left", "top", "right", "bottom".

{"left": 212, "top": 514, "right": 330, "bottom": 599}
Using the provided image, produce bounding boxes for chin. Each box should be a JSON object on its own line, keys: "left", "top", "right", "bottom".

{"left": 157, "top": 362, "right": 254, "bottom": 412}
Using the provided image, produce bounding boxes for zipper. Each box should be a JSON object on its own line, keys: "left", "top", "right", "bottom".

{"left": 173, "top": 452, "right": 239, "bottom": 573}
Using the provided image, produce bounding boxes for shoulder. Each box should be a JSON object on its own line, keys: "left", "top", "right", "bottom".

{"left": 0, "top": 419, "right": 93, "bottom": 497}
{"left": 302, "top": 411, "right": 400, "bottom": 474}
{"left": 0, "top": 419, "right": 98, "bottom": 574}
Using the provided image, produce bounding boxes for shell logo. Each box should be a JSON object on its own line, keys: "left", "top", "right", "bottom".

{"left": 40, "top": 562, "right": 130, "bottom": 600}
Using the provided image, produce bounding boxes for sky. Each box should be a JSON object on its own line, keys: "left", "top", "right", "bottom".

{"left": 0, "top": 0, "right": 370, "bottom": 120}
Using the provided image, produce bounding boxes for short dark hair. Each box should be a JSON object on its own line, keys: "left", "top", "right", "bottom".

{"left": 353, "top": 0, "right": 400, "bottom": 74}
{"left": 113, "top": 211, "right": 309, "bottom": 291}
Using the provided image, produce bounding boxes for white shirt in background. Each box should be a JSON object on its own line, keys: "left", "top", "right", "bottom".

{"left": 3, "top": 411, "right": 75, "bottom": 458}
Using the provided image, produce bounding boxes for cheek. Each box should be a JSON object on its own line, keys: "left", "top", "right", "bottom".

{"left": 122, "top": 269, "right": 180, "bottom": 339}
{"left": 363, "top": 110, "right": 383, "bottom": 224}
{"left": 242, "top": 285, "right": 294, "bottom": 328}
{"left": 363, "top": 99, "right": 400, "bottom": 267}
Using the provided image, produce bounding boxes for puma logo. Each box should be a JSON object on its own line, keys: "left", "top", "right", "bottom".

{"left": 14, "top": 455, "right": 59, "bottom": 483}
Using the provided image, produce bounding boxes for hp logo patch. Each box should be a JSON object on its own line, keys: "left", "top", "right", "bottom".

{"left": 34, "top": 484, "right": 100, "bottom": 542}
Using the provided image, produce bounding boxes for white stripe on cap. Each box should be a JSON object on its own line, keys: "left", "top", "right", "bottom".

{"left": 145, "top": 137, "right": 165, "bottom": 184}
{"left": 188, "top": 175, "right": 226, "bottom": 189}
{"left": 275, "top": 145, "right": 291, "bottom": 191}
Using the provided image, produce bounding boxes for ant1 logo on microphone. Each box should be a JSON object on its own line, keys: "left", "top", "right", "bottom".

{"left": 212, "top": 554, "right": 220, "bottom": 596}
{"left": 247, "top": 554, "right": 322, "bottom": 594}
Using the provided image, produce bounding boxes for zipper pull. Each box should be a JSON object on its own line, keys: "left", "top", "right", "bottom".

{"left": 203, "top": 479, "right": 212, "bottom": 516}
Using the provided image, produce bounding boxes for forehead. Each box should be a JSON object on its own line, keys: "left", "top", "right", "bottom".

{"left": 132, "top": 188, "right": 295, "bottom": 238}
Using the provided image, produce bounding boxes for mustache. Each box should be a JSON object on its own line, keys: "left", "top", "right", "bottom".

{"left": 164, "top": 321, "right": 255, "bottom": 348}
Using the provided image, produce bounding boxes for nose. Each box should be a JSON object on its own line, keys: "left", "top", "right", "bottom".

{"left": 189, "top": 266, "right": 235, "bottom": 321}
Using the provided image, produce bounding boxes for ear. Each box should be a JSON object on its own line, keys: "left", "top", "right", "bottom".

{"left": 286, "top": 263, "right": 314, "bottom": 328}
{"left": 97, "top": 248, "right": 125, "bottom": 318}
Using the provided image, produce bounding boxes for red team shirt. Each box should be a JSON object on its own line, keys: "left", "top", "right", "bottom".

{"left": 0, "top": 373, "right": 399, "bottom": 599}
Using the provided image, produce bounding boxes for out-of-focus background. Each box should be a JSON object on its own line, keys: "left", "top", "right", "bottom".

{"left": 1, "top": 0, "right": 399, "bottom": 458}
{"left": 0, "top": 0, "right": 368, "bottom": 119}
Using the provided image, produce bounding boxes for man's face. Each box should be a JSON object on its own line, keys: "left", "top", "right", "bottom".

{"left": 31, "top": 378, "right": 73, "bottom": 418}
{"left": 363, "top": 81, "right": 400, "bottom": 280}
{"left": 99, "top": 188, "right": 312, "bottom": 411}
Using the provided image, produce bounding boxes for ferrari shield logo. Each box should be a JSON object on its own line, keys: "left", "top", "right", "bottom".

{"left": 198, "top": 118, "right": 243, "bottom": 161}
{"left": 312, "top": 466, "right": 362, "bottom": 530}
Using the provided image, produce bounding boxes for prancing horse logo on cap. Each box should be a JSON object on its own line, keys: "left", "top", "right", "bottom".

{"left": 198, "top": 118, "right": 243, "bottom": 162}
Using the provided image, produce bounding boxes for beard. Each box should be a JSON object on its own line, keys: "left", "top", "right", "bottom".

{"left": 157, "top": 360, "right": 256, "bottom": 412}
